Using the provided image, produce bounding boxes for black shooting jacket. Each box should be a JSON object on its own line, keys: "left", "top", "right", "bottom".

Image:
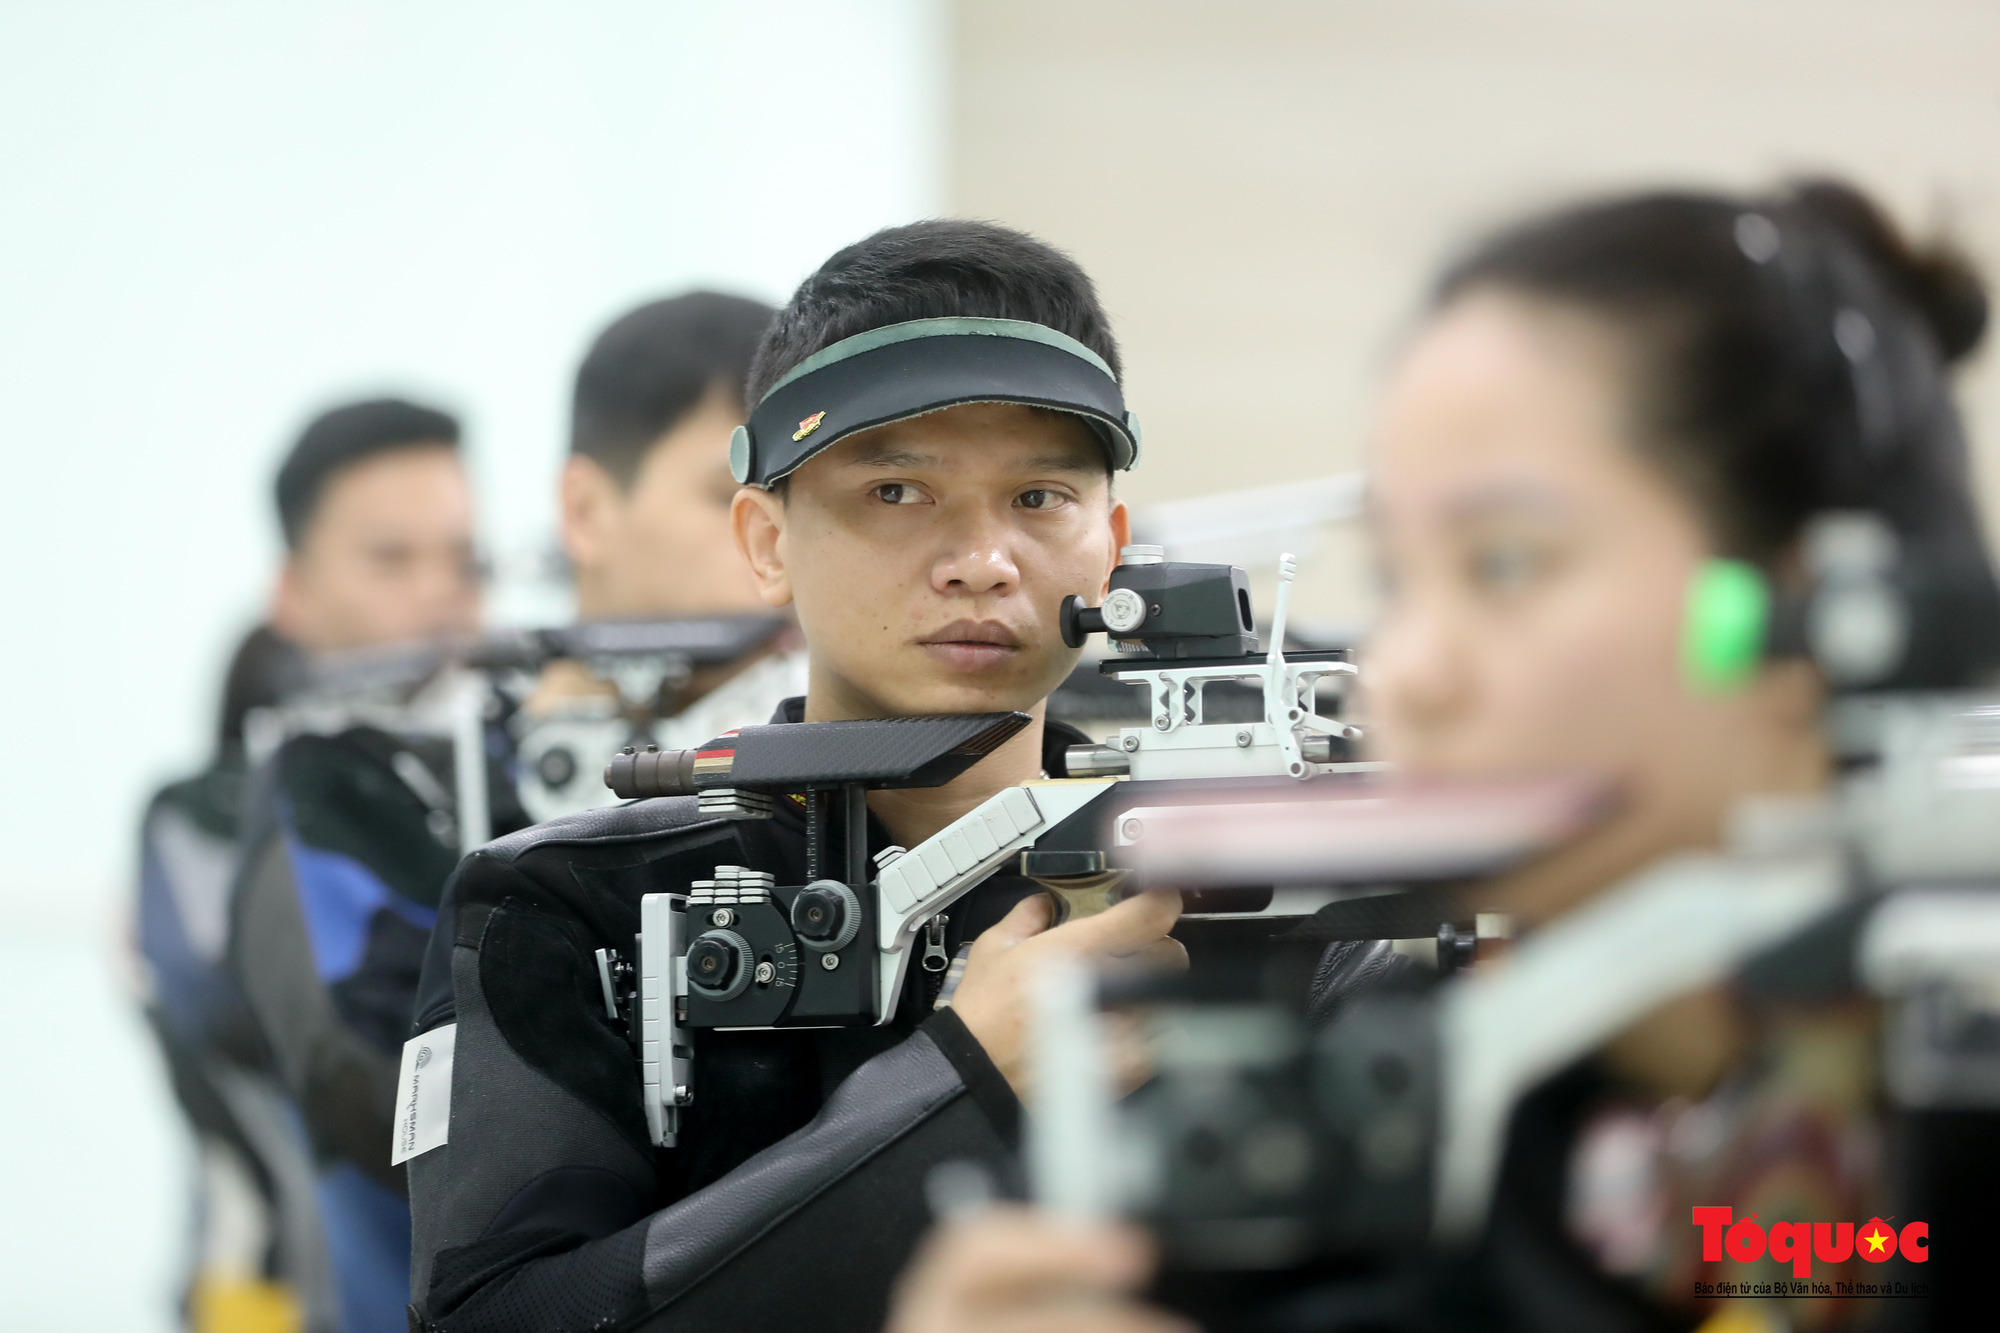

{"left": 404, "top": 702, "right": 1086, "bottom": 1333}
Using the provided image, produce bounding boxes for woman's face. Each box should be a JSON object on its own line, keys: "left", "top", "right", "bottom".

{"left": 1363, "top": 290, "right": 1821, "bottom": 849}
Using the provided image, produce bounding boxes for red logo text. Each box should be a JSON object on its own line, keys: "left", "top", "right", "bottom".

{"left": 1691, "top": 1207, "right": 1928, "bottom": 1279}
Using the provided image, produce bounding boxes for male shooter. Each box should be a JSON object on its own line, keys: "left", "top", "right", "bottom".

{"left": 226, "top": 399, "right": 482, "bottom": 1333}
{"left": 523, "top": 292, "right": 803, "bottom": 744}
{"left": 404, "top": 222, "right": 1184, "bottom": 1333}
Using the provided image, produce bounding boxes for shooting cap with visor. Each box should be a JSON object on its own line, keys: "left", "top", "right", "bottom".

{"left": 729, "top": 317, "right": 1141, "bottom": 488}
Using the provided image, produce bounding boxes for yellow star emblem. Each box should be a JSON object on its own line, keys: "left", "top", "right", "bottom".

{"left": 1861, "top": 1227, "right": 1890, "bottom": 1255}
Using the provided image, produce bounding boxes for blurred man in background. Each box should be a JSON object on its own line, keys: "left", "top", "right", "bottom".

{"left": 224, "top": 399, "right": 483, "bottom": 1333}
{"left": 268, "top": 400, "right": 482, "bottom": 654}
{"left": 222, "top": 297, "right": 791, "bottom": 1331}
{"left": 559, "top": 290, "right": 775, "bottom": 623}
{"left": 138, "top": 398, "right": 481, "bottom": 1333}
{"left": 506, "top": 290, "right": 804, "bottom": 824}
{"left": 539, "top": 289, "right": 796, "bottom": 712}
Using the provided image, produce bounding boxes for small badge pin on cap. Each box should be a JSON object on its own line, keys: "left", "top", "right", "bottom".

{"left": 792, "top": 410, "right": 826, "bottom": 442}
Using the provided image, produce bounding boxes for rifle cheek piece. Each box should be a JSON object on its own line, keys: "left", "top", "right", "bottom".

{"left": 1061, "top": 594, "right": 1107, "bottom": 649}
{"left": 1071, "top": 551, "right": 1258, "bottom": 661}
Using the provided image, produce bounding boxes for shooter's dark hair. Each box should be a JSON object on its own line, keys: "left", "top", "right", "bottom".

{"left": 746, "top": 219, "right": 1121, "bottom": 406}
{"left": 1435, "top": 179, "right": 1989, "bottom": 571}
{"left": 216, "top": 625, "right": 302, "bottom": 760}
{"left": 570, "top": 291, "right": 775, "bottom": 486}
{"left": 275, "top": 397, "right": 461, "bottom": 550}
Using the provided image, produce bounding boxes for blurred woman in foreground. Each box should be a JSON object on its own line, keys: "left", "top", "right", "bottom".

{"left": 886, "top": 178, "right": 1994, "bottom": 1333}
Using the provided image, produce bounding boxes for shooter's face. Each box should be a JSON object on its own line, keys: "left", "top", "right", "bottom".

{"left": 561, "top": 389, "right": 770, "bottom": 619}
{"left": 273, "top": 443, "right": 481, "bottom": 653}
{"left": 1362, "top": 291, "right": 1823, "bottom": 847}
{"left": 733, "top": 402, "right": 1127, "bottom": 718}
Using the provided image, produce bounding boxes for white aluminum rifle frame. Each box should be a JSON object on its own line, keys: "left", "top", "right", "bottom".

{"left": 636, "top": 554, "right": 1363, "bottom": 1144}
{"left": 1103, "top": 553, "right": 1356, "bottom": 782}
{"left": 872, "top": 778, "right": 1123, "bottom": 1022}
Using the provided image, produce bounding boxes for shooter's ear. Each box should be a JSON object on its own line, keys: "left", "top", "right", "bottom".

{"left": 269, "top": 557, "right": 308, "bottom": 643}
{"left": 559, "top": 453, "right": 620, "bottom": 572}
{"left": 732, "top": 485, "right": 794, "bottom": 608}
{"left": 1102, "top": 498, "right": 1132, "bottom": 598}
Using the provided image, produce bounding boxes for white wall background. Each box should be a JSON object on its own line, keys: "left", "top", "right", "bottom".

{"left": 0, "top": 3, "right": 941, "bottom": 1327}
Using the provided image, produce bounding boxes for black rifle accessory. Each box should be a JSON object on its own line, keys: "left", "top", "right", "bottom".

{"left": 1060, "top": 553, "right": 1258, "bottom": 661}
{"left": 619, "top": 712, "right": 1036, "bottom": 1053}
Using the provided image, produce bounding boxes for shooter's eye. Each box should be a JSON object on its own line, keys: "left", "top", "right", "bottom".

{"left": 1467, "top": 539, "right": 1552, "bottom": 596}
{"left": 873, "top": 483, "right": 922, "bottom": 505}
{"left": 1017, "top": 488, "right": 1061, "bottom": 510}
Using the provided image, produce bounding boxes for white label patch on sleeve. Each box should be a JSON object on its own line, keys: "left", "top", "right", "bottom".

{"left": 391, "top": 1023, "right": 457, "bottom": 1166}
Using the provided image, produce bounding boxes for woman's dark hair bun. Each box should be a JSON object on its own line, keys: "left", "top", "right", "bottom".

{"left": 1785, "top": 177, "right": 1988, "bottom": 364}
{"left": 1435, "top": 174, "right": 2000, "bottom": 685}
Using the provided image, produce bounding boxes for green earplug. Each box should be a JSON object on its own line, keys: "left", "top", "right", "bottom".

{"left": 1683, "top": 559, "right": 1769, "bottom": 692}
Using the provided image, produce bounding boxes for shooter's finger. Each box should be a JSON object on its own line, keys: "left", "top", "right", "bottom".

{"left": 1040, "top": 889, "right": 1182, "bottom": 959}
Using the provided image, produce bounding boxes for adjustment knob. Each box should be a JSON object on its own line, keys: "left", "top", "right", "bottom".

{"left": 1100, "top": 587, "right": 1149, "bottom": 635}
{"left": 535, "top": 745, "right": 578, "bottom": 790}
{"left": 685, "top": 930, "right": 753, "bottom": 1001}
{"left": 1059, "top": 594, "right": 1109, "bottom": 649}
{"left": 790, "top": 879, "right": 860, "bottom": 952}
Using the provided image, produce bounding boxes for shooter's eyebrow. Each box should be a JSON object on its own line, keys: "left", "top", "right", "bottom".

{"left": 844, "top": 442, "right": 944, "bottom": 470}
{"left": 1017, "top": 451, "right": 1104, "bottom": 475}
{"left": 840, "top": 442, "right": 1102, "bottom": 475}
{"left": 1365, "top": 478, "right": 1574, "bottom": 533}
{"left": 1439, "top": 480, "right": 1575, "bottom": 524}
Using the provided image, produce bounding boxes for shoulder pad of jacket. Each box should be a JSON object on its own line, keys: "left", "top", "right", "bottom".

{"left": 479, "top": 796, "right": 723, "bottom": 865}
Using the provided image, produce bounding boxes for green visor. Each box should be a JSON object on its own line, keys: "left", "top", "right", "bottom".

{"left": 730, "top": 317, "right": 1140, "bottom": 488}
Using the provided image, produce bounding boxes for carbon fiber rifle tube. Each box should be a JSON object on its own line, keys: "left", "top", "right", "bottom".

{"left": 605, "top": 746, "right": 699, "bottom": 799}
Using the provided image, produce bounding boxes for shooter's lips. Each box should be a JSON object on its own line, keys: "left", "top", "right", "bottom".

{"left": 917, "top": 619, "right": 1024, "bottom": 673}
